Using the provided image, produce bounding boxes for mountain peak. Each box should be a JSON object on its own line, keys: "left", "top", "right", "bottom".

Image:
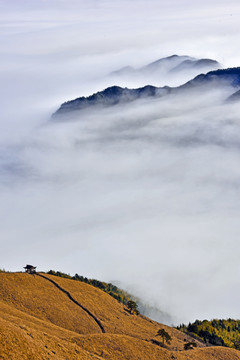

{"left": 110, "top": 54, "right": 220, "bottom": 80}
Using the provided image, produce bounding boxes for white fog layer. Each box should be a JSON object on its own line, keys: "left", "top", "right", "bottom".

{"left": 1, "top": 0, "right": 240, "bottom": 325}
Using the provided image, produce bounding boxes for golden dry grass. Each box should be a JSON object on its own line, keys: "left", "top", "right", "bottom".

{"left": 0, "top": 272, "right": 240, "bottom": 360}
{"left": 0, "top": 272, "right": 100, "bottom": 334}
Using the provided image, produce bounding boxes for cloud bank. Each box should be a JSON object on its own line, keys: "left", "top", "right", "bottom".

{"left": 1, "top": 0, "right": 240, "bottom": 324}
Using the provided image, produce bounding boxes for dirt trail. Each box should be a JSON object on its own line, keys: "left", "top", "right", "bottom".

{"left": 36, "top": 273, "right": 105, "bottom": 333}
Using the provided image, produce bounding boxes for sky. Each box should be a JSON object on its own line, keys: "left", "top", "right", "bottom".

{"left": 1, "top": 0, "right": 240, "bottom": 325}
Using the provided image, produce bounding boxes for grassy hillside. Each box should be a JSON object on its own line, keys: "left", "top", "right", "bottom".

{"left": 47, "top": 270, "right": 134, "bottom": 305}
{"left": 177, "top": 319, "right": 240, "bottom": 349}
{"left": 1, "top": 271, "right": 240, "bottom": 359}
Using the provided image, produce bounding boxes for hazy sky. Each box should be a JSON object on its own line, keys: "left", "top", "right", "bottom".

{"left": 1, "top": 0, "right": 240, "bottom": 325}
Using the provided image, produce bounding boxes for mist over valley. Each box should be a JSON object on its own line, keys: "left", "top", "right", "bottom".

{"left": 1, "top": 0, "right": 240, "bottom": 327}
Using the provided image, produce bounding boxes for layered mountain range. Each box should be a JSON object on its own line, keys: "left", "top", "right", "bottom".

{"left": 110, "top": 54, "right": 220, "bottom": 77}
{"left": 53, "top": 65, "right": 240, "bottom": 118}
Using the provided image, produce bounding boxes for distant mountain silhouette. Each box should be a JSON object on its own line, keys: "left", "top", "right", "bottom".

{"left": 175, "top": 67, "right": 240, "bottom": 92}
{"left": 170, "top": 58, "right": 219, "bottom": 73}
{"left": 110, "top": 55, "right": 220, "bottom": 77}
{"left": 53, "top": 85, "right": 170, "bottom": 116}
{"left": 53, "top": 67, "right": 240, "bottom": 118}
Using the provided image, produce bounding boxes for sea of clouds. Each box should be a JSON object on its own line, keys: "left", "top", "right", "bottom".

{"left": 1, "top": 0, "right": 240, "bottom": 324}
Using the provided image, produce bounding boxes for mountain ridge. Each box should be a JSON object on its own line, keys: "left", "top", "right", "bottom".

{"left": 110, "top": 55, "right": 220, "bottom": 77}
{"left": 53, "top": 67, "right": 240, "bottom": 118}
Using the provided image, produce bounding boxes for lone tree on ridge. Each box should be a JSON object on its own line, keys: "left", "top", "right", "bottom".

{"left": 156, "top": 328, "right": 172, "bottom": 345}
{"left": 127, "top": 300, "right": 139, "bottom": 315}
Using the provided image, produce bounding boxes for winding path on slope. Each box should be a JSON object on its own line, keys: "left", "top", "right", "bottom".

{"left": 36, "top": 273, "right": 105, "bottom": 334}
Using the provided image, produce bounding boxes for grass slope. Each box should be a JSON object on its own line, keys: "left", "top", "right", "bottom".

{"left": 0, "top": 272, "right": 240, "bottom": 359}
